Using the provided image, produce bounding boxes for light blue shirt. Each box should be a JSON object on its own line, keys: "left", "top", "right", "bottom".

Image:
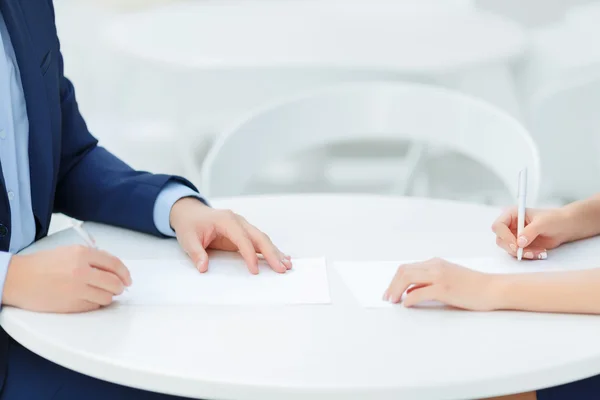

{"left": 0, "top": 12, "right": 198, "bottom": 300}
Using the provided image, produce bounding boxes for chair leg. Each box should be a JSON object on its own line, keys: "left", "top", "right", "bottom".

{"left": 390, "top": 142, "right": 428, "bottom": 196}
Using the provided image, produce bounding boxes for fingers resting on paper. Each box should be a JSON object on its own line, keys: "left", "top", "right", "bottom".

{"left": 382, "top": 258, "right": 499, "bottom": 311}
{"left": 170, "top": 199, "right": 291, "bottom": 274}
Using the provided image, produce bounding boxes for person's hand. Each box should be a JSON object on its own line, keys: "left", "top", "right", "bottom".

{"left": 383, "top": 258, "right": 500, "bottom": 311}
{"left": 491, "top": 207, "right": 572, "bottom": 260}
{"left": 169, "top": 198, "right": 292, "bottom": 274}
{"left": 2, "top": 245, "right": 132, "bottom": 313}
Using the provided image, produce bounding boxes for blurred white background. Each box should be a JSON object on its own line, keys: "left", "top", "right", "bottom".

{"left": 50, "top": 0, "right": 600, "bottom": 210}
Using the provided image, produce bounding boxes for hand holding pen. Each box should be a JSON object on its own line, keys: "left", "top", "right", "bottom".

{"left": 72, "top": 221, "right": 130, "bottom": 292}
{"left": 492, "top": 168, "right": 571, "bottom": 260}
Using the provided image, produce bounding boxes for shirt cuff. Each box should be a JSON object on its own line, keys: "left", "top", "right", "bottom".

{"left": 153, "top": 182, "right": 207, "bottom": 237}
{"left": 0, "top": 252, "right": 13, "bottom": 307}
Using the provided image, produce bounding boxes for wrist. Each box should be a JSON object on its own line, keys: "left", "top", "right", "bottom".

{"left": 554, "top": 206, "right": 580, "bottom": 243}
{"left": 2, "top": 255, "right": 27, "bottom": 307}
{"left": 560, "top": 201, "right": 599, "bottom": 242}
{"left": 488, "top": 274, "right": 519, "bottom": 311}
{"left": 487, "top": 273, "right": 521, "bottom": 311}
{"left": 169, "top": 197, "right": 207, "bottom": 232}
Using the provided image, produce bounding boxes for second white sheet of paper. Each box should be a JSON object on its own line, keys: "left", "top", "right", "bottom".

{"left": 115, "top": 257, "right": 330, "bottom": 306}
{"left": 333, "top": 257, "right": 552, "bottom": 308}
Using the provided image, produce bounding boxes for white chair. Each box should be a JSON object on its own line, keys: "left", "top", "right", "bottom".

{"left": 528, "top": 69, "right": 600, "bottom": 203}
{"left": 103, "top": 1, "right": 525, "bottom": 190}
{"left": 201, "top": 82, "right": 540, "bottom": 205}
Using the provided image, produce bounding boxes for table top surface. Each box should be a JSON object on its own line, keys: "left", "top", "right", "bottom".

{"left": 104, "top": 1, "right": 526, "bottom": 73}
{"left": 3, "top": 194, "right": 600, "bottom": 400}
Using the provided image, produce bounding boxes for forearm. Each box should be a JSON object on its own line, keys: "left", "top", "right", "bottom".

{"left": 561, "top": 193, "right": 600, "bottom": 242}
{"left": 493, "top": 268, "right": 600, "bottom": 314}
{"left": 54, "top": 146, "right": 196, "bottom": 236}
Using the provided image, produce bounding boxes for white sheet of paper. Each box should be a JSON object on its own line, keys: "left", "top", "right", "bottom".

{"left": 115, "top": 257, "right": 330, "bottom": 305}
{"left": 333, "top": 257, "right": 551, "bottom": 308}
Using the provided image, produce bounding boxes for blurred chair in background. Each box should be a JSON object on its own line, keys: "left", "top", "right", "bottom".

{"left": 101, "top": 0, "right": 526, "bottom": 203}
{"left": 47, "top": 0, "right": 600, "bottom": 231}
{"left": 200, "top": 82, "right": 540, "bottom": 206}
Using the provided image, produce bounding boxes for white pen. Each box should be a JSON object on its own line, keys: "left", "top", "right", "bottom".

{"left": 516, "top": 168, "right": 528, "bottom": 261}
{"left": 71, "top": 221, "right": 97, "bottom": 249}
{"left": 71, "top": 221, "right": 129, "bottom": 291}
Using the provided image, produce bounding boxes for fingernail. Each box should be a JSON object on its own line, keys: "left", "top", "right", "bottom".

{"left": 538, "top": 251, "right": 547, "bottom": 260}
{"left": 196, "top": 257, "right": 205, "bottom": 271}
{"left": 524, "top": 251, "right": 534, "bottom": 259}
{"left": 282, "top": 258, "right": 292, "bottom": 268}
{"left": 509, "top": 244, "right": 517, "bottom": 252}
{"left": 518, "top": 236, "right": 528, "bottom": 247}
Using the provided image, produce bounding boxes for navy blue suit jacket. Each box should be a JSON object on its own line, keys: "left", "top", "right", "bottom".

{"left": 0, "top": 0, "right": 197, "bottom": 388}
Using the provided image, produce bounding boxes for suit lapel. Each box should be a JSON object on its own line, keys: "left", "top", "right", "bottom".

{"left": 0, "top": 0, "right": 54, "bottom": 230}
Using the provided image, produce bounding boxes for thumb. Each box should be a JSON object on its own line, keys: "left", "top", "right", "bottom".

{"left": 403, "top": 285, "right": 438, "bottom": 308}
{"left": 518, "top": 218, "right": 547, "bottom": 248}
{"left": 177, "top": 230, "right": 209, "bottom": 273}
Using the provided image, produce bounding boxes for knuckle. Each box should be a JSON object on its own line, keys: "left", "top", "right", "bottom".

{"left": 220, "top": 209, "right": 237, "bottom": 220}
{"left": 72, "top": 245, "right": 90, "bottom": 258}
{"left": 430, "top": 265, "right": 444, "bottom": 280}
{"left": 257, "top": 231, "right": 272, "bottom": 243}
{"left": 102, "top": 251, "right": 120, "bottom": 266}
{"left": 114, "top": 259, "right": 126, "bottom": 273}
{"left": 72, "top": 264, "right": 90, "bottom": 281}
{"left": 395, "top": 266, "right": 405, "bottom": 276}
{"left": 241, "top": 236, "right": 255, "bottom": 250}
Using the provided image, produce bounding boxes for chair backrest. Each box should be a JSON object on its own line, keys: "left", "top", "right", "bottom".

{"left": 201, "top": 82, "right": 540, "bottom": 203}
{"left": 528, "top": 69, "right": 600, "bottom": 200}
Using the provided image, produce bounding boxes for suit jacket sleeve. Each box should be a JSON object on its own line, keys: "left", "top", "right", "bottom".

{"left": 48, "top": 2, "right": 198, "bottom": 236}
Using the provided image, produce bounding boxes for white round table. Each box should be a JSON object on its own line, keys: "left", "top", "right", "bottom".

{"left": 4, "top": 195, "right": 600, "bottom": 400}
